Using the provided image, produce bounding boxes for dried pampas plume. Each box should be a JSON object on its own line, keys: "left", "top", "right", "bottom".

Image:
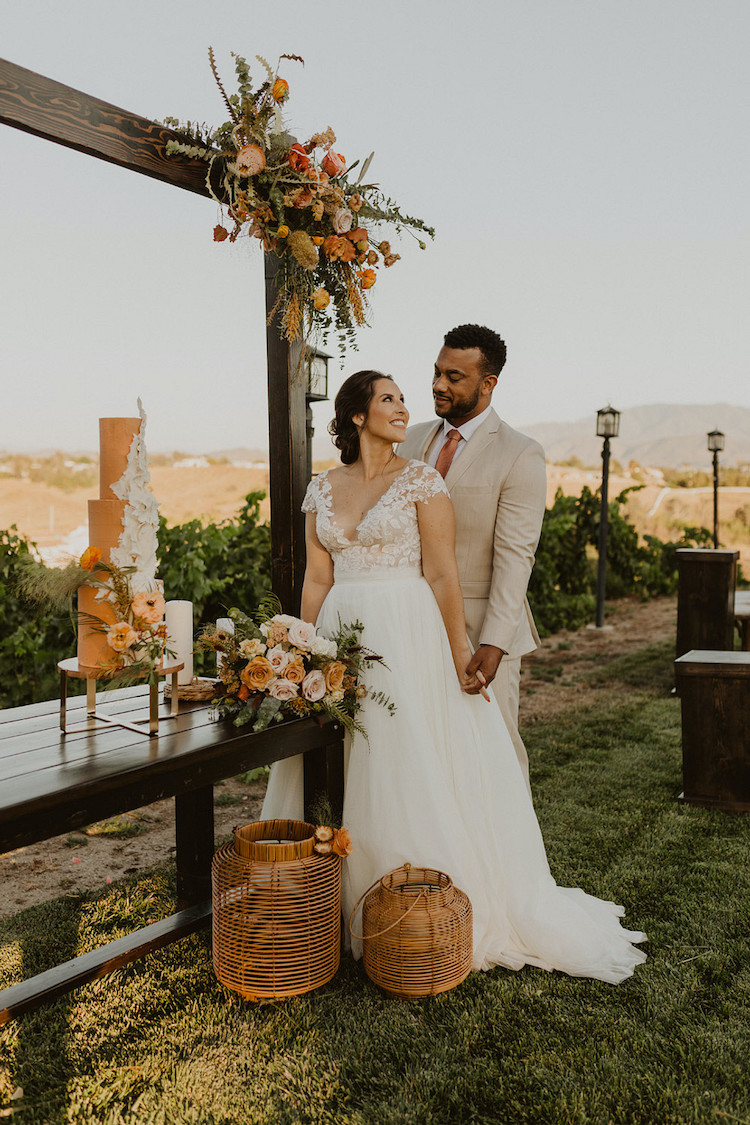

{"left": 287, "top": 230, "right": 319, "bottom": 271}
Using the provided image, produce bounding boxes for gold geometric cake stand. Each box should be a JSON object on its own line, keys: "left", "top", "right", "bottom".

{"left": 57, "top": 658, "right": 185, "bottom": 738}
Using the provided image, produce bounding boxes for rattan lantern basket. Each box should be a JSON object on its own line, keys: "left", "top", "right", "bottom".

{"left": 351, "top": 863, "right": 473, "bottom": 999}
{"left": 212, "top": 819, "right": 342, "bottom": 1000}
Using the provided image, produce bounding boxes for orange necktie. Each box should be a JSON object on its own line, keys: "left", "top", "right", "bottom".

{"left": 435, "top": 428, "right": 462, "bottom": 479}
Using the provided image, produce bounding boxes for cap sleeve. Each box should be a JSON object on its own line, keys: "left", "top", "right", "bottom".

{"left": 302, "top": 474, "right": 322, "bottom": 514}
{"left": 406, "top": 461, "right": 450, "bottom": 503}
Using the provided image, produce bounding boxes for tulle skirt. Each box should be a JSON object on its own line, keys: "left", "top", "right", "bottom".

{"left": 262, "top": 570, "right": 646, "bottom": 984}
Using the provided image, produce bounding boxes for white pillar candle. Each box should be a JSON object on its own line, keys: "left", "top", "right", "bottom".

{"left": 165, "top": 600, "right": 194, "bottom": 685}
{"left": 215, "top": 617, "right": 234, "bottom": 673}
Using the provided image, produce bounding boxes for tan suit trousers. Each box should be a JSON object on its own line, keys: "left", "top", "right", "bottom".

{"left": 464, "top": 598, "right": 531, "bottom": 798}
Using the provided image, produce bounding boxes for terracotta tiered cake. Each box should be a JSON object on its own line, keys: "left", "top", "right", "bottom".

{"left": 77, "top": 404, "right": 162, "bottom": 670}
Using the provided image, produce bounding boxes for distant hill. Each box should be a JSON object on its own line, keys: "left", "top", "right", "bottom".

{"left": 523, "top": 404, "right": 750, "bottom": 468}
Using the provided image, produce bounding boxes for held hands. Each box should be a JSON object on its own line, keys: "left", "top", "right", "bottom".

{"left": 463, "top": 644, "right": 504, "bottom": 699}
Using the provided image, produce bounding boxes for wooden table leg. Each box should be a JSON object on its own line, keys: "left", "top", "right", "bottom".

{"left": 175, "top": 787, "right": 214, "bottom": 907}
{"left": 303, "top": 727, "right": 344, "bottom": 823}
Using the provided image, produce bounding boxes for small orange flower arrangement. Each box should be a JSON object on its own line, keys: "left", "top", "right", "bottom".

{"left": 314, "top": 825, "right": 353, "bottom": 858}
{"left": 164, "top": 49, "right": 434, "bottom": 353}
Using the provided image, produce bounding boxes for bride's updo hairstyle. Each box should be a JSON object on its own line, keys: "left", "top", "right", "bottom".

{"left": 328, "top": 369, "right": 393, "bottom": 465}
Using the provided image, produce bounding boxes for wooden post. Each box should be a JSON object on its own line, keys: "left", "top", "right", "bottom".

{"left": 264, "top": 253, "right": 308, "bottom": 613}
{"left": 675, "top": 548, "right": 737, "bottom": 660}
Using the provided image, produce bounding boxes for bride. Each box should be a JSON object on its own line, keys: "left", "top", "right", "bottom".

{"left": 262, "top": 369, "right": 646, "bottom": 984}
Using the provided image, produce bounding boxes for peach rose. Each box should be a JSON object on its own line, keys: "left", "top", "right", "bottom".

{"left": 287, "top": 619, "right": 317, "bottom": 649}
{"left": 321, "top": 149, "right": 346, "bottom": 177}
{"left": 240, "top": 657, "right": 276, "bottom": 692}
{"left": 312, "top": 287, "right": 330, "bottom": 310}
{"left": 272, "top": 77, "right": 289, "bottom": 102}
{"left": 287, "top": 142, "right": 310, "bottom": 172}
{"left": 107, "top": 621, "right": 139, "bottom": 653}
{"left": 358, "top": 268, "right": 377, "bottom": 290}
{"left": 283, "top": 659, "right": 306, "bottom": 684}
{"left": 268, "top": 678, "right": 299, "bottom": 701}
{"left": 239, "top": 638, "right": 266, "bottom": 657}
{"left": 324, "top": 661, "right": 346, "bottom": 693}
{"left": 80, "top": 545, "right": 103, "bottom": 571}
{"left": 332, "top": 207, "right": 354, "bottom": 234}
{"left": 302, "top": 669, "right": 327, "bottom": 701}
{"left": 332, "top": 828, "right": 353, "bottom": 857}
{"left": 235, "top": 144, "right": 266, "bottom": 176}
{"left": 131, "top": 591, "right": 166, "bottom": 625}
{"left": 266, "top": 644, "right": 291, "bottom": 673}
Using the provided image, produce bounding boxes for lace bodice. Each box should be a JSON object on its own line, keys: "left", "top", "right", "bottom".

{"left": 302, "top": 460, "right": 449, "bottom": 579}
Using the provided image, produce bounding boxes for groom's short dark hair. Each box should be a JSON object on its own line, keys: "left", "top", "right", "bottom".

{"left": 443, "top": 324, "right": 507, "bottom": 379}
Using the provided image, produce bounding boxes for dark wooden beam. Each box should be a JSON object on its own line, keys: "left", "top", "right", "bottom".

{"left": 265, "top": 254, "right": 309, "bottom": 613}
{"left": 0, "top": 57, "right": 210, "bottom": 196}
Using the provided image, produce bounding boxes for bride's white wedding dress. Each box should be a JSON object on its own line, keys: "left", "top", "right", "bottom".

{"left": 262, "top": 460, "right": 646, "bottom": 984}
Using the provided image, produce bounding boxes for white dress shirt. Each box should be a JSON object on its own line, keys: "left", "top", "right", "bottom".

{"left": 427, "top": 404, "right": 493, "bottom": 469}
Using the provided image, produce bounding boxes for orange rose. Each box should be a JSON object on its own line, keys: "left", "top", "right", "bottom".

{"left": 312, "top": 287, "right": 330, "bottom": 310}
{"left": 272, "top": 77, "right": 289, "bottom": 102}
{"left": 106, "top": 621, "right": 139, "bottom": 653}
{"left": 80, "top": 545, "right": 103, "bottom": 571}
{"left": 346, "top": 226, "right": 368, "bottom": 244}
{"left": 358, "top": 268, "right": 377, "bottom": 290}
{"left": 240, "top": 657, "right": 276, "bottom": 692}
{"left": 321, "top": 149, "right": 346, "bottom": 177}
{"left": 235, "top": 144, "right": 266, "bottom": 176}
{"left": 287, "top": 142, "right": 310, "bottom": 172}
{"left": 283, "top": 659, "right": 306, "bottom": 684}
{"left": 331, "top": 828, "right": 353, "bottom": 857}
{"left": 324, "top": 661, "right": 346, "bottom": 693}
{"left": 131, "top": 591, "right": 166, "bottom": 625}
{"left": 291, "top": 186, "right": 315, "bottom": 209}
{"left": 323, "top": 235, "right": 356, "bottom": 263}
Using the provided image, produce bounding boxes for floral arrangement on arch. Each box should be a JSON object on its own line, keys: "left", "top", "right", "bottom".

{"left": 198, "top": 597, "right": 394, "bottom": 737}
{"left": 164, "top": 49, "right": 434, "bottom": 352}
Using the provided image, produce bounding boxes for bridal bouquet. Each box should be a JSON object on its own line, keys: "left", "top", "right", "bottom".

{"left": 198, "top": 598, "right": 393, "bottom": 736}
{"left": 163, "top": 49, "right": 433, "bottom": 353}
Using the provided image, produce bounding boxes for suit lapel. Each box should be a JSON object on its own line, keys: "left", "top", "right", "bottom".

{"left": 444, "top": 408, "right": 501, "bottom": 488}
{"left": 419, "top": 421, "right": 443, "bottom": 462}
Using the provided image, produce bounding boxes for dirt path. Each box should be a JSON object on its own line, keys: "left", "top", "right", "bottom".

{"left": 0, "top": 596, "right": 676, "bottom": 921}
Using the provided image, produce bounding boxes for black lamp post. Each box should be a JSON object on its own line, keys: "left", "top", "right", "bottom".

{"left": 707, "top": 428, "right": 725, "bottom": 549}
{"left": 595, "top": 405, "right": 621, "bottom": 628}
{"left": 304, "top": 347, "right": 330, "bottom": 482}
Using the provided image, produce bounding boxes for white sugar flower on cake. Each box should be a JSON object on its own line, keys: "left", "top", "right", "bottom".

{"left": 109, "top": 398, "right": 160, "bottom": 594}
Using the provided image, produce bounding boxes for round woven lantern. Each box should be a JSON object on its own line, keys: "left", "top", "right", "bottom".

{"left": 352, "top": 864, "right": 473, "bottom": 999}
{"left": 212, "top": 819, "right": 342, "bottom": 1001}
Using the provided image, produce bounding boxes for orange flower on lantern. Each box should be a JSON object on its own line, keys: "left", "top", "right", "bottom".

{"left": 80, "top": 546, "right": 103, "bottom": 571}
{"left": 332, "top": 828, "right": 353, "bottom": 857}
{"left": 313, "top": 288, "right": 331, "bottom": 310}
{"left": 213, "top": 224, "right": 229, "bottom": 242}
{"left": 321, "top": 149, "right": 346, "bottom": 177}
{"left": 131, "top": 590, "right": 167, "bottom": 625}
{"left": 235, "top": 144, "right": 266, "bottom": 176}
{"left": 358, "top": 268, "right": 377, "bottom": 290}
{"left": 287, "top": 142, "right": 310, "bottom": 172}
{"left": 271, "top": 77, "right": 289, "bottom": 102}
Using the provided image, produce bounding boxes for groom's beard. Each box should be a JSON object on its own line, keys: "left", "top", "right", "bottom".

{"left": 433, "top": 387, "right": 481, "bottom": 423}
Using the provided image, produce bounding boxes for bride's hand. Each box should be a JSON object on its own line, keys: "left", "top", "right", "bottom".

{"left": 453, "top": 647, "right": 475, "bottom": 692}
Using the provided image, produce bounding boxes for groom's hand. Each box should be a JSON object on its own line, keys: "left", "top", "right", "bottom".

{"left": 465, "top": 645, "right": 504, "bottom": 694}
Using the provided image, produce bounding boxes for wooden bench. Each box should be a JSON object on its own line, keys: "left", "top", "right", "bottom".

{"left": 0, "top": 683, "right": 343, "bottom": 1024}
{"left": 735, "top": 590, "right": 750, "bottom": 651}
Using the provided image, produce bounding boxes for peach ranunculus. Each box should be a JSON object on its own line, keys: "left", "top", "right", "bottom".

{"left": 268, "top": 677, "right": 299, "bottom": 701}
{"left": 131, "top": 591, "right": 166, "bottom": 625}
{"left": 271, "top": 77, "right": 289, "bottom": 102}
{"left": 332, "top": 828, "right": 353, "bottom": 857}
{"left": 312, "top": 287, "right": 330, "bottom": 310}
{"left": 323, "top": 235, "right": 356, "bottom": 263}
{"left": 80, "top": 545, "right": 103, "bottom": 571}
{"left": 235, "top": 144, "right": 266, "bottom": 176}
{"left": 107, "top": 621, "right": 139, "bottom": 653}
{"left": 349, "top": 193, "right": 363, "bottom": 213}
{"left": 287, "top": 619, "right": 317, "bottom": 649}
{"left": 321, "top": 149, "right": 346, "bottom": 177}
{"left": 358, "top": 268, "right": 377, "bottom": 290}
{"left": 283, "top": 659, "right": 306, "bottom": 684}
{"left": 301, "top": 669, "right": 327, "bottom": 701}
{"left": 332, "top": 207, "right": 353, "bottom": 234}
{"left": 287, "top": 142, "right": 310, "bottom": 172}
{"left": 261, "top": 620, "right": 289, "bottom": 646}
{"left": 266, "top": 644, "right": 291, "bottom": 673}
{"left": 324, "top": 661, "right": 347, "bottom": 693}
{"left": 240, "top": 656, "right": 276, "bottom": 692}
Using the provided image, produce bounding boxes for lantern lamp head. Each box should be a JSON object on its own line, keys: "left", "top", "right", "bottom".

{"left": 596, "top": 405, "right": 620, "bottom": 439}
{"left": 305, "top": 348, "right": 330, "bottom": 402}
{"left": 707, "top": 428, "right": 725, "bottom": 453}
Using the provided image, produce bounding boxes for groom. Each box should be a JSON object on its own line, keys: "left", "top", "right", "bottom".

{"left": 400, "top": 323, "right": 547, "bottom": 792}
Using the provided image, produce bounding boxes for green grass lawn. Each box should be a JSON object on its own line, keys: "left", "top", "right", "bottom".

{"left": 1, "top": 639, "right": 749, "bottom": 1124}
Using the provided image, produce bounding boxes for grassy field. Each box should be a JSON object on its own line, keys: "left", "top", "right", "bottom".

{"left": 1, "top": 641, "right": 749, "bottom": 1124}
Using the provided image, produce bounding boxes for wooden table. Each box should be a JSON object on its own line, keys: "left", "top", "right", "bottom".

{"left": 0, "top": 682, "right": 343, "bottom": 1024}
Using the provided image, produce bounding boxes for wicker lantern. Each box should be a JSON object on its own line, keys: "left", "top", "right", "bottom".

{"left": 212, "top": 819, "right": 342, "bottom": 1000}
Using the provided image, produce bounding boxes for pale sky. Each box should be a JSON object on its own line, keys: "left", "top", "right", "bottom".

{"left": 1, "top": 0, "right": 748, "bottom": 456}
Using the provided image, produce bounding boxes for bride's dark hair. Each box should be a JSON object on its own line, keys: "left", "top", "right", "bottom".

{"left": 328, "top": 370, "right": 394, "bottom": 465}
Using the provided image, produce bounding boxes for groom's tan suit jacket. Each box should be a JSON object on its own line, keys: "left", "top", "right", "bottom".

{"left": 400, "top": 408, "right": 547, "bottom": 659}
